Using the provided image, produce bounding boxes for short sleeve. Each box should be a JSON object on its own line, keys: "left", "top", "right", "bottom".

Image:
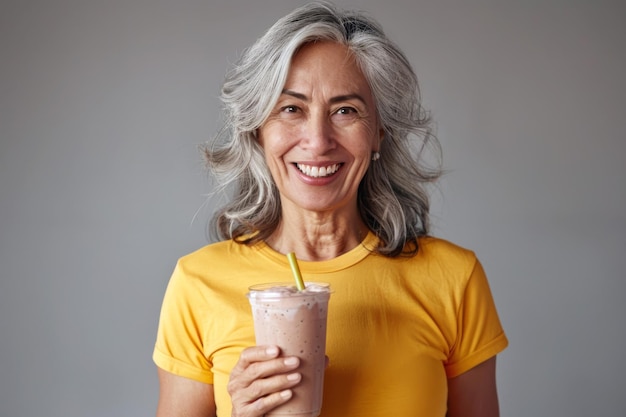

{"left": 445, "top": 259, "right": 508, "bottom": 378}
{"left": 153, "top": 261, "right": 214, "bottom": 383}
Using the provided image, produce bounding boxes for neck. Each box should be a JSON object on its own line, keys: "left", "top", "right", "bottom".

{"left": 265, "top": 212, "right": 368, "bottom": 261}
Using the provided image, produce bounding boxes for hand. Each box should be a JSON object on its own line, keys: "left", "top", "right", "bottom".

{"left": 228, "top": 345, "right": 302, "bottom": 417}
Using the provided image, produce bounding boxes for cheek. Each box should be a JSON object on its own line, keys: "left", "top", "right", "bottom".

{"left": 259, "top": 121, "right": 282, "bottom": 144}
{"left": 258, "top": 133, "right": 286, "bottom": 161}
{"left": 261, "top": 124, "right": 299, "bottom": 154}
{"left": 350, "top": 127, "right": 379, "bottom": 153}
{"left": 257, "top": 127, "right": 274, "bottom": 152}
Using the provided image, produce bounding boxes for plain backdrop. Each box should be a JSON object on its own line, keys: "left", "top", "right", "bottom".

{"left": 1, "top": 1, "right": 625, "bottom": 416}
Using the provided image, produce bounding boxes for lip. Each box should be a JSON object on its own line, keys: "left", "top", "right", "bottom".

{"left": 292, "top": 162, "right": 343, "bottom": 184}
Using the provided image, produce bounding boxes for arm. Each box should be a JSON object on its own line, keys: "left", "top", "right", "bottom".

{"left": 447, "top": 356, "right": 500, "bottom": 417}
{"left": 156, "top": 368, "right": 216, "bottom": 417}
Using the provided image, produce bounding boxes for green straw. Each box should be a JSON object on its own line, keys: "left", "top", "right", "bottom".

{"left": 287, "top": 252, "right": 305, "bottom": 291}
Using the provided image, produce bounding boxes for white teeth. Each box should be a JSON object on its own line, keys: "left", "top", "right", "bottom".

{"left": 296, "top": 163, "right": 339, "bottom": 178}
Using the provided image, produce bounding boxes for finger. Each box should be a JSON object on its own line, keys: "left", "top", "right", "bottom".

{"left": 230, "top": 371, "right": 301, "bottom": 416}
{"left": 228, "top": 355, "right": 300, "bottom": 396}
{"left": 235, "top": 345, "right": 280, "bottom": 370}
{"left": 246, "top": 370, "right": 301, "bottom": 399}
{"left": 246, "top": 356, "right": 300, "bottom": 381}
{"left": 246, "top": 386, "right": 295, "bottom": 416}
{"left": 230, "top": 345, "right": 280, "bottom": 379}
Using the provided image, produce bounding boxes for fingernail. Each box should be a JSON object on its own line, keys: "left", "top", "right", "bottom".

{"left": 266, "top": 346, "right": 278, "bottom": 356}
{"left": 287, "top": 373, "right": 300, "bottom": 381}
{"left": 280, "top": 389, "right": 292, "bottom": 399}
{"left": 284, "top": 357, "right": 298, "bottom": 366}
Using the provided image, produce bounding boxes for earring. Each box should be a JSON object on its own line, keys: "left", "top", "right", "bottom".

{"left": 372, "top": 151, "right": 380, "bottom": 161}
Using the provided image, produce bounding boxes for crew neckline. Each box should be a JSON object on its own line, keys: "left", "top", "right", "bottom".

{"left": 253, "top": 231, "right": 380, "bottom": 274}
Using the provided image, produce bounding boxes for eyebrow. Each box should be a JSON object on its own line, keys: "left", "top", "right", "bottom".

{"left": 281, "top": 89, "right": 368, "bottom": 106}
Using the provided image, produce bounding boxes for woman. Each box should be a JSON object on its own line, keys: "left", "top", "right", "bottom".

{"left": 154, "top": 2, "right": 508, "bottom": 416}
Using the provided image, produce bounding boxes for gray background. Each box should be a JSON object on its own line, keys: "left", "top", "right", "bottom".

{"left": 1, "top": 0, "right": 624, "bottom": 416}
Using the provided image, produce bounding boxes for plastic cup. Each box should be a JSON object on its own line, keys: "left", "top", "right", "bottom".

{"left": 247, "top": 282, "right": 331, "bottom": 417}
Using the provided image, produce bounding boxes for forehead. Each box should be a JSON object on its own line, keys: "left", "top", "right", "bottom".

{"left": 291, "top": 41, "right": 356, "bottom": 67}
{"left": 288, "top": 41, "right": 365, "bottom": 81}
{"left": 285, "top": 41, "right": 370, "bottom": 93}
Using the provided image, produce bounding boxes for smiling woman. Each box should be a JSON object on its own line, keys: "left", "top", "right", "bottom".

{"left": 202, "top": 2, "right": 440, "bottom": 256}
{"left": 153, "top": 2, "right": 508, "bottom": 417}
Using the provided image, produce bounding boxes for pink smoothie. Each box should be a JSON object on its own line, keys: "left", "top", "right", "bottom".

{"left": 247, "top": 283, "right": 331, "bottom": 417}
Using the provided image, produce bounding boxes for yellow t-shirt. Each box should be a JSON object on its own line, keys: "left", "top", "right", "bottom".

{"left": 153, "top": 233, "right": 508, "bottom": 416}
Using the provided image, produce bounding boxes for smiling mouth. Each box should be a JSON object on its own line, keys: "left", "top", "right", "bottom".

{"left": 295, "top": 163, "right": 341, "bottom": 178}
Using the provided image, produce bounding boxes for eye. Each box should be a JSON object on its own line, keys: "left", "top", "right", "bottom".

{"left": 282, "top": 105, "right": 299, "bottom": 113}
{"left": 335, "top": 107, "right": 357, "bottom": 115}
{"left": 332, "top": 107, "right": 360, "bottom": 123}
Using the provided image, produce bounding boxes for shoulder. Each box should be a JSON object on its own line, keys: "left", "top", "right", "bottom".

{"left": 178, "top": 239, "right": 234, "bottom": 261}
{"left": 170, "top": 239, "right": 258, "bottom": 283}
{"left": 177, "top": 239, "right": 252, "bottom": 267}
{"left": 416, "top": 236, "right": 478, "bottom": 266}
{"left": 391, "top": 236, "right": 483, "bottom": 292}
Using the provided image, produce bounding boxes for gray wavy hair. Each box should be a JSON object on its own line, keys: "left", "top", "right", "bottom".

{"left": 203, "top": 1, "right": 441, "bottom": 257}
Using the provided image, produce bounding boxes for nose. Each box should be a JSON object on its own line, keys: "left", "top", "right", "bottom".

{"left": 300, "top": 111, "right": 336, "bottom": 154}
